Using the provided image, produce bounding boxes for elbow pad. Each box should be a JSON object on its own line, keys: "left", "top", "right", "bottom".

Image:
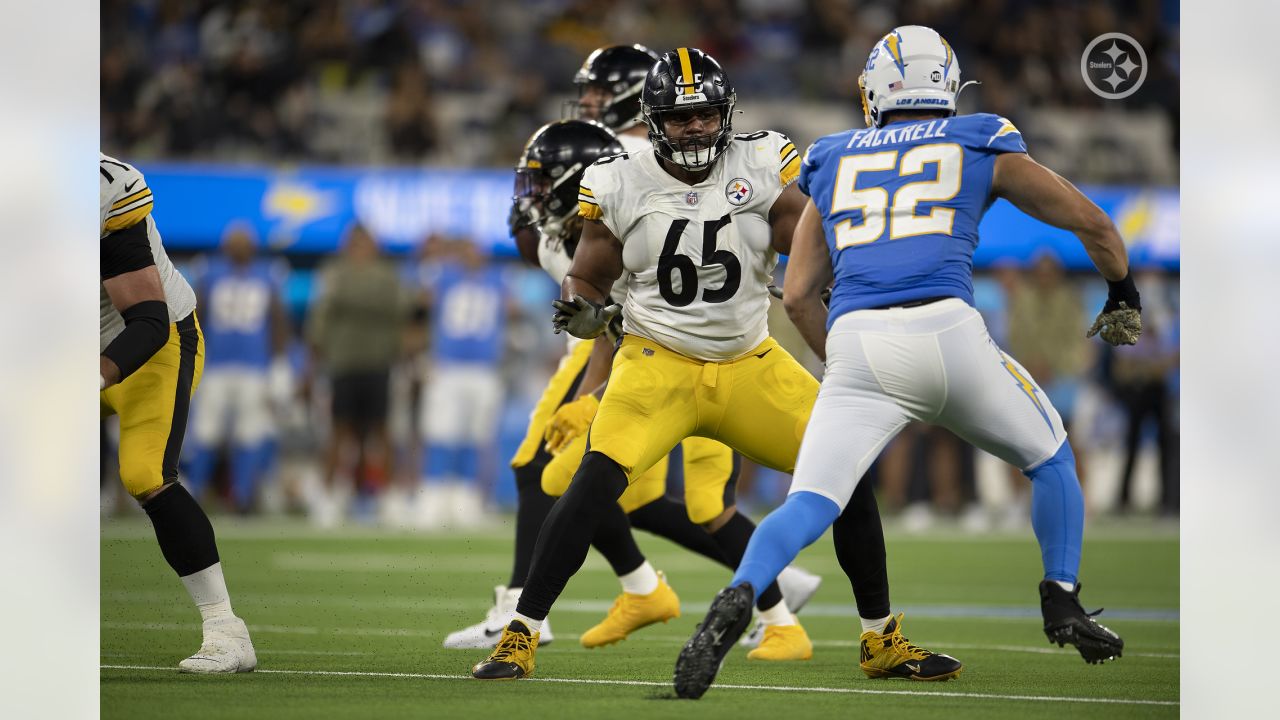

{"left": 102, "top": 300, "right": 170, "bottom": 380}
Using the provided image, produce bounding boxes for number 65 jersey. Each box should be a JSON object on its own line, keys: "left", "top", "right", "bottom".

{"left": 578, "top": 131, "right": 800, "bottom": 362}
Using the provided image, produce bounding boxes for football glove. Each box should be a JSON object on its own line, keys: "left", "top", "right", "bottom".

{"left": 552, "top": 295, "right": 621, "bottom": 339}
{"left": 544, "top": 394, "right": 600, "bottom": 455}
{"left": 508, "top": 199, "right": 536, "bottom": 237}
{"left": 1086, "top": 273, "right": 1143, "bottom": 346}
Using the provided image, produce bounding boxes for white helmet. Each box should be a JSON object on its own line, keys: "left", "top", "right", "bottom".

{"left": 859, "top": 25, "right": 962, "bottom": 128}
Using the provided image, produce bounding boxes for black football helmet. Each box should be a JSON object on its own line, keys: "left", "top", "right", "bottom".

{"left": 573, "top": 44, "right": 660, "bottom": 131}
{"left": 641, "top": 48, "right": 737, "bottom": 171}
{"left": 513, "top": 120, "right": 623, "bottom": 250}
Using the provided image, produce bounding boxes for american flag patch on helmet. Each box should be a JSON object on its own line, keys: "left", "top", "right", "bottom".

{"left": 888, "top": 80, "right": 903, "bottom": 91}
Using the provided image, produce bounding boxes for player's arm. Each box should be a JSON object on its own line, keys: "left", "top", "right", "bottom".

{"left": 767, "top": 182, "right": 808, "bottom": 254}
{"left": 991, "top": 153, "right": 1142, "bottom": 345}
{"left": 554, "top": 218, "right": 623, "bottom": 338}
{"left": 782, "top": 199, "right": 835, "bottom": 361}
{"left": 100, "top": 221, "right": 169, "bottom": 389}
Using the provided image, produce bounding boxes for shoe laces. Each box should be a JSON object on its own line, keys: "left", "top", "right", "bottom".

{"left": 490, "top": 630, "right": 533, "bottom": 662}
{"left": 887, "top": 621, "right": 932, "bottom": 660}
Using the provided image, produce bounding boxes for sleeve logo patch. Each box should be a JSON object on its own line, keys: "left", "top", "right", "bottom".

{"left": 725, "top": 178, "right": 753, "bottom": 206}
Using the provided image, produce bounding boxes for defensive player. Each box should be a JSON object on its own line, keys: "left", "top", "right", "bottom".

{"left": 100, "top": 154, "right": 257, "bottom": 673}
{"left": 445, "top": 45, "right": 821, "bottom": 654}
{"left": 470, "top": 48, "right": 956, "bottom": 681}
{"left": 186, "top": 222, "right": 291, "bottom": 513}
{"left": 675, "top": 26, "right": 1135, "bottom": 698}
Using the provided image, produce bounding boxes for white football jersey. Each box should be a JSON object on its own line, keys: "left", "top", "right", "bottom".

{"left": 577, "top": 130, "right": 800, "bottom": 361}
{"left": 99, "top": 154, "right": 197, "bottom": 351}
{"left": 617, "top": 132, "right": 651, "bottom": 154}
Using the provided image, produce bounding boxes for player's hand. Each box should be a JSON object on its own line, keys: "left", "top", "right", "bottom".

{"left": 508, "top": 199, "right": 536, "bottom": 236}
{"left": 544, "top": 394, "right": 600, "bottom": 455}
{"left": 552, "top": 295, "right": 621, "bottom": 339}
{"left": 1086, "top": 273, "right": 1143, "bottom": 346}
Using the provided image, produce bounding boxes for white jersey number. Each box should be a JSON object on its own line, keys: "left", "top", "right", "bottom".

{"left": 657, "top": 214, "right": 742, "bottom": 307}
{"left": 832, "top": 143, "right": 963, "bottom": 248}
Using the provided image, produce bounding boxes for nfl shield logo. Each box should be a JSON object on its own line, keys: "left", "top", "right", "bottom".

{"left": 684, "top": 191, "right": 700, "bottom": 206}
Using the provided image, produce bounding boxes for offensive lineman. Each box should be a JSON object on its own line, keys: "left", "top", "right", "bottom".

{"left": 100, "top": 154, "right": 256, "bottom": 673}
{"left": 470, "top": 48, "right": 958, "bottom": 681}
{"left": 445, "top": 45, "right": 820, "bottom": 654}
{"left": 676, "top": 26, "right": 1134, "bottom": 699}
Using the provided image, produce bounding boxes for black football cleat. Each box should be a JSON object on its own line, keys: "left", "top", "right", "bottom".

{"left": 1040, "top": 580, "right": 1124, "bottom": 664}
{"left": 673, "top": 583, "right": 755, "bottom": 699}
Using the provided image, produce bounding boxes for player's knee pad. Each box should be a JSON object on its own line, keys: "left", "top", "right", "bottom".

{"left": 119, "top": 455, "right": 164, "bottom": 501}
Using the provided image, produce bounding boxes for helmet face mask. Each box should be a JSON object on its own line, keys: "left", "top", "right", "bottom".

{"left": 641, "top": 48, "right": 736, "bottom": 171}
{"left": 513, "top": 120, "right": 623, "bottom": 248}
{"left": 572, "top": 44, "right": 660, "bottom": 131}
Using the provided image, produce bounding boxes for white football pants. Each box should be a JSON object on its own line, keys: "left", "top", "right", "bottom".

{"left": 191, "top": 366, "right": 275, "bottom": 447}
{"left": 790, "top": 299, "right": 1067, "bottom": 510}
{"left": 421, "top": 363, "right": 503, "bottom": 446}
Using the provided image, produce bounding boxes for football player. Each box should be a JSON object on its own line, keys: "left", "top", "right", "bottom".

{"left": 676, "top": 26, "right": 1133, "bottom": 698}
{"left": 470, "top": 48, "right": 957, "bottom": 682}
{"left": 445, "top": 45, "right": 822, "bottom": 655}
{"left": 100, "top": 154, "right": 257, "bottom": 673}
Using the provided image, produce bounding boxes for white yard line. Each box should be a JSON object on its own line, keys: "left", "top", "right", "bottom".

{"left": 99, "top": 663, "right": 1177, "bottom": 707}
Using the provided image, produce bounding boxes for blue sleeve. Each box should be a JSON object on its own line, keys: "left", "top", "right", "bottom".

{"left": 797, "top": 140, "right": 821, "bottom": 197}
{"left": 975, "top": 113, "right": 1028, "bottom": 155}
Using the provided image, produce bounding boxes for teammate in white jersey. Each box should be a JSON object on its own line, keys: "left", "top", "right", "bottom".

{"left": 446, "top": 46, "right": 820, "bottom": 654}
{"left": 99, "top": 154, "right": 256, "bottom": 673}
{"left": 471, "top": 48, "right": 955, "bottom": 683}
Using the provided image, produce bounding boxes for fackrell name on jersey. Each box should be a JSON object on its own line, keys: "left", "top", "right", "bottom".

{"left": 846, "top": 119, "right": 951, "bottom": 149}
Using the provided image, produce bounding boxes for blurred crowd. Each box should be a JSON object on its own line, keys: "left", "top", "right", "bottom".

{"left": 102, "top": 0, "right": 1178, "bottom": 177}
{"left": 102, "top": 222, "right": 1180, "bottom": 528}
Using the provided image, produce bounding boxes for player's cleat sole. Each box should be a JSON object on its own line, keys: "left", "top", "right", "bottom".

{"left": 859, "top": 613, "right": 961, "bottom": 681}
{"left": 471, "top": 620, "right": 539, "bottom": 680}
{"left": 178, "top": 616, "right": 257, "bottom": 674}
{"left": 1040, "top": 580, "right": 1124, "bottom": 664}
{"left": 580, "top": 572, "right": 679, "bottom": 648}
{"left": 673, "top": 583, "right": 754, "bottom": 699}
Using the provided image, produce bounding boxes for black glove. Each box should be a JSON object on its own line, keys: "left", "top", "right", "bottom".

{"left": 552, "top": 295, "right": 622, "bottom": 339}
{"left": 1086, "top": 272, "right": 1143, "bottom": 346}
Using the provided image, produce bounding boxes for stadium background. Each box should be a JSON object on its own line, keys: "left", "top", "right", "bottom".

{"left": 100, "top": 0, "right": 1179, "bottom": 530}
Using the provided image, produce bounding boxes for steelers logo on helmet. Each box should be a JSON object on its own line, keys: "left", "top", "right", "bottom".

{"left": 725, "top": 178, "right": 753, "bottom": 206}
{"left": 858, "top": 25, "right": 963, "bottom": 128}
{"left": 514, "top": 120, "right": 623, "bottom": 245}
{"left": 641, "top": 47, "right": 737, "bottom": 171}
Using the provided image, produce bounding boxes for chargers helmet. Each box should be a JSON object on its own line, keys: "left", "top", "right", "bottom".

{"left": 859, "top": 26, "right": 962, "bottom": 128}
{"left": 574, "top": 44, "right": 661, "bottom": 131}
{"left": 513, "top": 120, "right": 623, "bottom": 251}
{"left": 641, "top": 47, "right": 736, "bottom": 171}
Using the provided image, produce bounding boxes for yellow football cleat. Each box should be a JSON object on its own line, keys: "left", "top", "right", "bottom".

{"left": 580, "top": 572, "right": 680, "bottom": 648}
{"left": 859, "top": 613, "right": 962, "bottom": 681}
{"left": 746, "top": 622, "right": 813, "bottom": 661}
{"left": 471, "top": 620, "right": 539, "bottom": 680}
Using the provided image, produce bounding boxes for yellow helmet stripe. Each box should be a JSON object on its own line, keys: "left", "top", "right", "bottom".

{"left": 676, "top": 47, "right": 695, "bottom": 95}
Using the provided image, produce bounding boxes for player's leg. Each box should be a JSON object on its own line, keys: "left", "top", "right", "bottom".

{"left": 418, "top": 366, "right": 463, "bottom": 527}
{"left": 935, "top": 308, "right": 1121, "bottom": 663}
{"left": 107, "top": 315, "right": 255, "bottom": 673}
{"left": 445, "top": 342, "right": 592, "bottom": 649}
{"left": 473, "top": 336, "right": 696, "bottom": 679}
{"left": 452, "top": 366, "right": 503, "bottom": 526}
{"left": 228, "top": 369, "right": 274, "bottom": 513}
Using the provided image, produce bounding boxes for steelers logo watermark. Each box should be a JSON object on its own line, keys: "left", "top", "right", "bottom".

{"left": 1080, "top": 32, "right": 1147, "bottom": 100}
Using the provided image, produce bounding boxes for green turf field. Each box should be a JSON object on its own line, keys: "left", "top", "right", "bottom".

{"left": 102, "top": 517, "right": 1178, "bottom": 718}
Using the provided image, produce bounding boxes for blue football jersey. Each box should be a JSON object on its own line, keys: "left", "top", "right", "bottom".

{"left": 431, "top": 263, "right": 508, "bottom": 366}
{"left": 798, "top": 113, "right": 1027, "bottom": 326}
{"left": 199, "top": 258, "right": 285, "bottom": 367}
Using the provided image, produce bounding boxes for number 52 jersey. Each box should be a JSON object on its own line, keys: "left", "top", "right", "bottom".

{"left": 578, "top": 131, "right": 800, "bottom": 362}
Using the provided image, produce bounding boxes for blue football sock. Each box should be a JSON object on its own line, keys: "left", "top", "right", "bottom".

{"left": 423, "top": 443, "right": 454, "bottom": 484}
{"left": 229, "top": 442, "right": 270, "bottom": 511}
{"left": 1025, "top": 441, "right": 1085, "bottom": 585}
{"left": 731, "top": 491, "right": 841, "bottom": 602}
{"left": 456, "top": 445, "right": 480, "bottom": 486}
{"left": 185, "top": 445, "right": 217, "bottom": 499}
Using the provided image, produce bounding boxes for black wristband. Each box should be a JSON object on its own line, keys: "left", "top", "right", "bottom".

{"left": 1105, "top": 272, "right": 1141, "bottom": 311}
{"left": 102, "top": 300, "right": 170, "bottom": 380}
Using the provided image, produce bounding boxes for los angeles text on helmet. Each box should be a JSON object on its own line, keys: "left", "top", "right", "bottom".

{"left": 845, "top": 119, "right": 951, "bottom": 150}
